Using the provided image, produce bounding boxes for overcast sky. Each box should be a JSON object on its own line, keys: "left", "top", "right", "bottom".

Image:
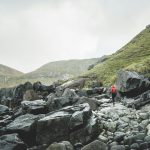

{"left": 0, "top": 0, "right": 150, "bottom": 73}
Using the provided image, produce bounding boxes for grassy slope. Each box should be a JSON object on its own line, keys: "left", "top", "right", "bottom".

{"left": 4, "top": 58, "right": 100, "bottom": 87}
{"left": 0, "top": 64, "right": 23, "bottom": 77}
{"left": 0, "top": 64, "right": 24, "bottom": 88}
{"left": 85, "top": 26, "right": 150, "bottom": 85}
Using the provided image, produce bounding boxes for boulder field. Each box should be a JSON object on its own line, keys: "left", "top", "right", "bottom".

{"left": 0, "top": 71, "right": 150, "bottom": 150}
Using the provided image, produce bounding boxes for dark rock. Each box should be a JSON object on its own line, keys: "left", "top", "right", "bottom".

{"left": 0, "top": 104, "right": 9, "bottom": 116}
{"left": 0, "top": 133, "right": 27, "bottom": 150}
{"left": 21, "top": 100, "right": 48, "bottom": 115}
{"left": 114, "top": 132, "right": 126, "bottom": 143}
{"left": 47, "top": 141, "right": 73, "bottom": 150}
{"left": 130, "top": 143, "right": 140, "bottom": 150}
{"left": 139, "top": 142, "right": 149, "bottom": 150}
{"left": 0, "top": 115, "right": 12, "bottom": 127}
{"left": 36, "top": 103, "right": 99, "bottom": 145}
{"left": 124, "top": 135, "right": 135, "bottom": 145}
{"left": 70, "top": 115, "right": 98, "bottom": 144}
{"left": 74, "top": 143, "right": 83, "bottom": 150}
{"left": 6, "top": 113, "right": 44, "bottom": 146}
{"left": 81, "top": 140, "right": 108, "bottom": 150}
{"left": 46, "top": 88, "right": 79, "bottom": 112}
{"left": 33, "top": 81, "right": 55, "bottom": 96}
{"left": 116, "top": 70, "right": 150, "bottom": 97}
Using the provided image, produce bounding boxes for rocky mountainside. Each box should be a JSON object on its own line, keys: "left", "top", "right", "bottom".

{"left": 0, "top": 71, "right": 150, "bottom": 150}
{"left": 85, "top": 25, "right": 150, "bottom": 85}
{"left": 0, "top": 58, "right": 102, "bottom": 88}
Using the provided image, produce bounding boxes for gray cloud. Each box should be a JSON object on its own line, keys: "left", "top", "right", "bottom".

{"left": 0, "top": 0, "right": 150, "bottom": 72}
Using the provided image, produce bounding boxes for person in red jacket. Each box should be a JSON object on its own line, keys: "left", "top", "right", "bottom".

{"left": 111, "top": 85, "right": 117, "bottom": 106}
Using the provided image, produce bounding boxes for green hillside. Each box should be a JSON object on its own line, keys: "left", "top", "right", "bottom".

{"left": 2, "top": 58, "right": 100, "bottom": 87}
{"left": 85, "top": 25, "right": 150, "bottom": 85}
{"left": 0, "top": 64, "right": 24, "bottom": 87}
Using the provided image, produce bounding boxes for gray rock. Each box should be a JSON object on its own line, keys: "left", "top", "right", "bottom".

{"left": 36, "top": 103, "right": 99, "bottom": 145}
{"left": 135, "top": 133, "right": 145, "bottom": 141}
{"left": 47, "top": 141, "right": 73, "bottom": 150}
{"left": 81, "top": 140, "right": 108, "bottom": 150}
{"left": 21, "top": 100, "right": 48, "bottom": 115}
{"left": 146, "top": 124, "right": 150, "bottom": 135}
{"left": 0, "top": 133, "right": 27, "bottom": 150}
{"left": 61, "top": 78, "right": 85, "bottom": 89}
{"left": 139, "top": 142, "right": 149, "bottom": 150}
{"left": 130, "top": 143, "right": 139, "bottom": 149}
{"left": 6, "top": 114, "right": 44, "bottom": 146}
{"left": 144, "top": 135, "right": 150, "bottom": 142}
{"left": 75, "top": 97, "right": 99, "bottom": 110}
{"left": 124, "top": 135, "right": 135, "bottom": 145}
{"left": 23, "top": 89, "right": 39, "bottom": 101}
{"left": 0, "top": 104, "right": 9, "bottom": 116}
{"left": 116, "top": 70, "right": 150, "bottom": 97}
{"left": 114, "top": 132, "right": 126, "bottom": 143}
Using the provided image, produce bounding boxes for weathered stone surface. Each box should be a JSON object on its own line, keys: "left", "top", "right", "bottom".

{"left": 0, "top": 133, "right": 27, "bottom": 150}
{"left": 6, "top": 114, "right": 44, "bottom": 146}
{"left": 36, "top": 103, "right": 99, "bottom": 145}
{"left": 46, "top": 141, "right": 73, "bottom": 150}
{"left": 21, "top": 100, "right": 48, "bottom": 115}
{"left": 81, "top": 140, "right": 108, "bottom": 150}
{"left": 116, "top": 70, "right": 150, "bottom": 97}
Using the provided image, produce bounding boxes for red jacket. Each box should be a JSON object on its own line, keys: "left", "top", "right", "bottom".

{"left": 111, "top": 86, "right": 117, "bottom": 93}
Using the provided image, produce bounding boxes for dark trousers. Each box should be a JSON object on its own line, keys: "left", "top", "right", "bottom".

{"left": 112, "top": 93, "right": 116, "bottom": 105}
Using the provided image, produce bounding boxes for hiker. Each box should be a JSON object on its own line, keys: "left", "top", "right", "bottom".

{"left": 111, "top": 85, "right": 117, "bottom": 106}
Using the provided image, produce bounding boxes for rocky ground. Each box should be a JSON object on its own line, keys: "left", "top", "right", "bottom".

{"left": 0, "top": 71, "right": 150, "bottom": 150}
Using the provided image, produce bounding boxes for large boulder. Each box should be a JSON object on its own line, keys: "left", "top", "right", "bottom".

{"left": 61, "top": 78, "right": 85, "bottom": 89}
{"left": 116, "top": 70, "right": 150, "bottom": 97}
{"left": 36, "top": 103, "right": 99, "bottom": 145}
{"left": 6, "top": 114, "right": 44, "bottom": 146}
{"left": 123, "top": 90, "right": 150, "bottom": 109}
{"left": 0, "top": 133, "right": 27, "bottom": 150}
{"left": 21, "top": 100, "right": 48, "bottom": 115}
{"left": 46, "top": 88, "right": 79, "bottom": 112}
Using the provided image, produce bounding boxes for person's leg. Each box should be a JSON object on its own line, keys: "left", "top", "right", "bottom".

{"left": 112, "top": 94, "right": 115, "bottom": 106}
